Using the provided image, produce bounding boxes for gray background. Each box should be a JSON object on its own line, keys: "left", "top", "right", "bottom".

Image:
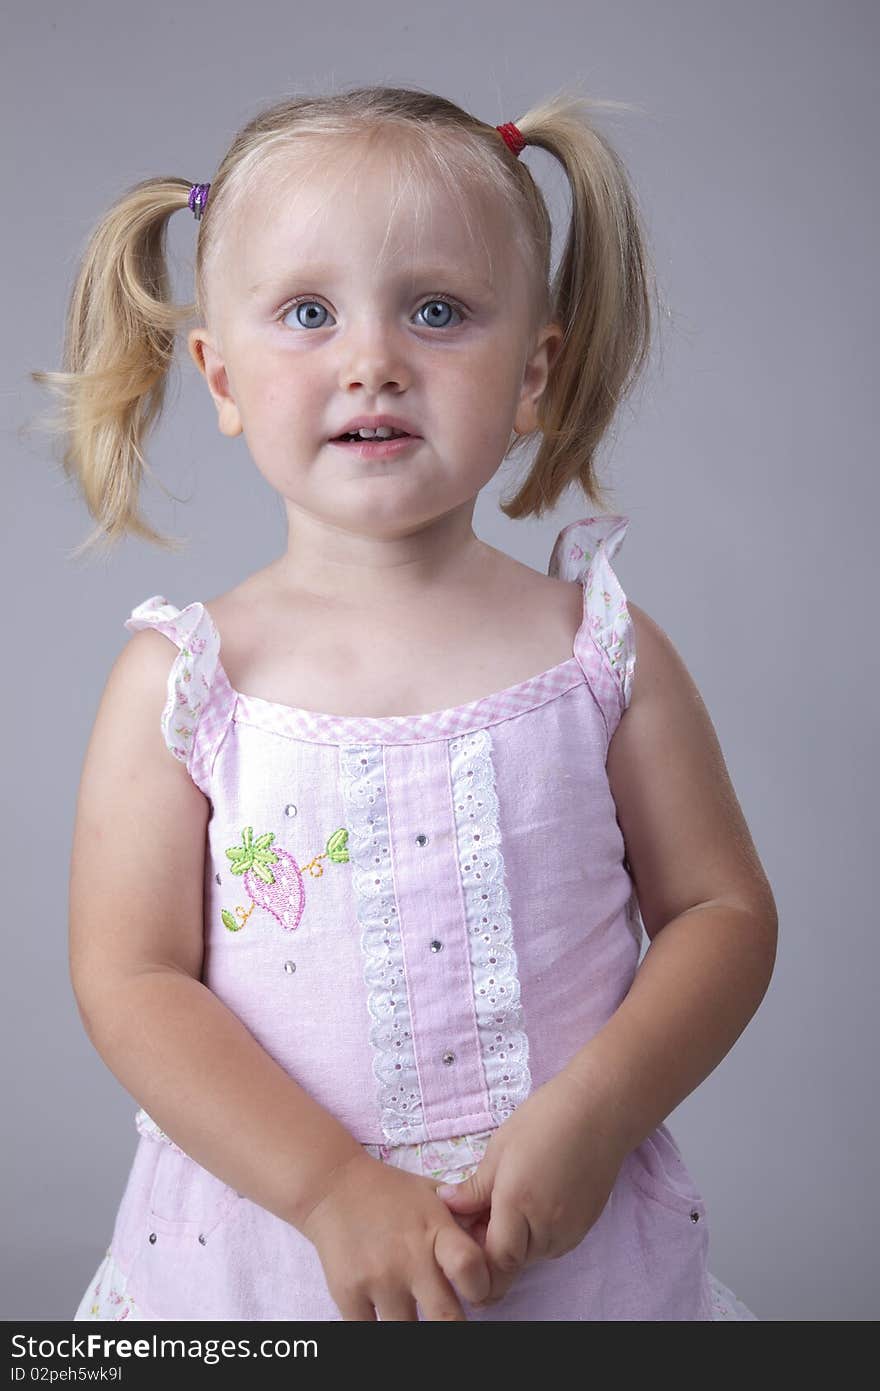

{"left": 3, "top": 0, "right": 877, "bottom": 1322}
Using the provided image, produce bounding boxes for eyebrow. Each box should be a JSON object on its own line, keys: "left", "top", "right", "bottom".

{"left": 247, "top": 265, "right": 496, "bottom": 297}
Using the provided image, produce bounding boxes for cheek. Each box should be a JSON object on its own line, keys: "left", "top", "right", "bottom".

{"left": 260, "top": 378, "right": 303, "bottom": 413}
{"left": 457, "top": 358, "right": 523, "bottom": 436}
{"left": 452, "top": 410, "right": 514, "bottom": 465}
{"left": 445, "top": 358, "right": 509, "bottom": 418}
{"left": 463, "top": 340, "right": 524, "bottom": 404}
{"left": 235, "top": 351, "right": 313, "bottom": 414}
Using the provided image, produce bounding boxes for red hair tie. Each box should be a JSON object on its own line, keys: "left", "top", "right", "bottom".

{"left": 495, "top": 122, "right": 526, "bottom": 157}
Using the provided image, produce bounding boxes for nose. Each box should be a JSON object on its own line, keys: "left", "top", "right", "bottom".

{"left": 337, "top": 315, "right": 411, "bottom": 394}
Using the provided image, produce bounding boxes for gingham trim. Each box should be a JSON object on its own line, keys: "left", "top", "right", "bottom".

{"left": 232, "top": 657, "right": 587, "bottom": 747}
{"left": 189, "top": 660, "right": 236, "bottom": 794}
{"left": 231, "top": 514, "right": 633, "bottom": 746}
{"left": 123, "top": 513, "right": 632, "bottom": 757}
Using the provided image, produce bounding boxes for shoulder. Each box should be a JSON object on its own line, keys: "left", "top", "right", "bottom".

{"left": 82, "top": 626, "right": 209, "bottom": 825}
{"left": 109, "top": 626, "right": 211, "bottom": 780}
{"left": 484, "top": 546, "right": 585, "bottom": 629}
{"left": 624, "top": 600, "right": 689, "bottom": 696}
{"left": 121, "top": 595, "right": 229, "bottom": 789}
{"left": 608, "top": 599, "right": 717, "bottom": 779}
{"left": 201, "top": 570, "right": 283, "bottom": 693}
{"left": 203, "top": 559, "right": 307, "bottom": 642}
{"left": 606, "top": 599, "right": 778, "bottom": 937}
{"left": 71, "top": 629, "right": 211, "bottom": 1014}
{"left": 115, "top": 621, "right": 184, "bottom": 691}
{"left": 620, "top": 599, "right": 716, "bottom": 726}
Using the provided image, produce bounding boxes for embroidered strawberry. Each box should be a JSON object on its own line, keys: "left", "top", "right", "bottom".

{"left": 225, "top": 826, "right": 305, "bottom": 932}
{"left": 221, "top": 826, "right": 350, "bottom": 933}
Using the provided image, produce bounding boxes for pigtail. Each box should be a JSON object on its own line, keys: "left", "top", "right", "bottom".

{"left": 28, "top": 177, "right": 196, "bottom": 560}
{"left": 498, "top": 90, "right": 661, "bottom": 519}
{"left": 26, "top": 85, "right": 660, "bottom": 556}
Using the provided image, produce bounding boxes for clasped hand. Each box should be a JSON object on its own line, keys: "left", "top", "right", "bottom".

{"left": 435, "top": 1069, "right": 628, "bottom": 1306}
{"left": 301, "top": 1069, "right": 627, "bottom": 1318}
{"left": 300, "top": 1144, "right": 494, "bottom": 1320}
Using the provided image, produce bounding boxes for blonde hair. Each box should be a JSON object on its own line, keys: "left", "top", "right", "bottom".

{"left": 29, "top": 83, "right": 661, "bottom": 560}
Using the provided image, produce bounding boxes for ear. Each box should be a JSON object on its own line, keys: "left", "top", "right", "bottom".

{"left": 513, "top": 321, "right": 564, "bottom": 436}
{"left": 187, "top": 327, "right": 243, "bottom": 438}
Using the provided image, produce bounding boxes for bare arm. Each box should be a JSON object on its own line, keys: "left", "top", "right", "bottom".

{"left": 563, "top": 602, "right": 778, "bottom": 1151}
{"left": 561, "top": 898, "right": 776, "bottom": 1154}
{"left": 70, "top": 629, "right": 363, "bottom": 1233}
{"left": 76, "top": 967, "right": 364, "bottom": 1231}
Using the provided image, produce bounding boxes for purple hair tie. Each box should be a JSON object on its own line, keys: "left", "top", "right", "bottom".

{"left": 188, "top": 182, "right": 210, "bottom": 220}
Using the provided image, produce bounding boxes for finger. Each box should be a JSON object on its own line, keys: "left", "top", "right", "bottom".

{"left": 434, "top": 1223, "right": 492, "bottom": 1308}
{"left": 413, "top": 1262, "right": 471, "bottom": 1322}
{"left": 450, "top": 1206, "right": 491, "bottom": 1238}
{"left": 331, "top": 1285, "right": 379, "bottom": 1321}
{"left": 483, "top": 1202, "right": 530, "bottom": 1302}
{"left": 436, "top": 1179, "right": 489, "bottom": 1212}
{"left": 372, "top": 1286, "right": 420, "bottom": 1322}
{"left": 467, "top": 1213, "right": 490, "bottom": 1248}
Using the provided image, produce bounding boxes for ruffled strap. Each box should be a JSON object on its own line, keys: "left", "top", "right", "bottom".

{"left": 123, "top": 596, "right": 232, "bottom": 796}
{"left": 548, "top": 515, "right": 635, "bottom": 738}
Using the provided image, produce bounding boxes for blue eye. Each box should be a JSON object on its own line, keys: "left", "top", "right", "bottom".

{"left": 279, "top": 296, "right": 465, "bottom": 330}
{"left": 284, "top": 300, "right": 332, "bottom": 329}
{"left": 415, "top": 298, "right": 463, "bottom": 328}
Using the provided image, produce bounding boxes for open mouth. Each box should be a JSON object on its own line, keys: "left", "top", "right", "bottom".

{"left": 329, "top": 430, "right": 421, "bottom": 456}
{"left": 332, "top": 429, "right": 414, "bottom": 443}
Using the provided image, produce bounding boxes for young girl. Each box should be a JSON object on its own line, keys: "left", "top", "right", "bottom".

{"left": 35, "top": 84, "right": 776, "bottom": 1322}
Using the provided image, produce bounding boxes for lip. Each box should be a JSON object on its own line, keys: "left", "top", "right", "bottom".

{"left": 329, "top": 435, "right": 422, "bottom": 459}
{"left": 329, "top": 414, "right": 421, "bottom": 440}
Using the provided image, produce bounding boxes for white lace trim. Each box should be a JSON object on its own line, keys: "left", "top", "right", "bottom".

{"left": 450, "top": 729, "right": 531, "bottom": 1122}
{"left": 339, "top": 744, "right": 423, "bottom": 1143}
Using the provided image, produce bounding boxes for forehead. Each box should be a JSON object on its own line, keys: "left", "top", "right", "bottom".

{"left": 224, "top": 138, "right": 507, "bottom": 293}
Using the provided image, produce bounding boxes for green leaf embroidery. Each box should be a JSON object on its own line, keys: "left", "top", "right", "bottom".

{"left": 326, "top": 828, "right": 350, "bottom": 864}
{"left": 221, "top": 823, "right": 351, "bottom": 934}
{"left": 225, "top": 825, "right": 279, "bottom": 882}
